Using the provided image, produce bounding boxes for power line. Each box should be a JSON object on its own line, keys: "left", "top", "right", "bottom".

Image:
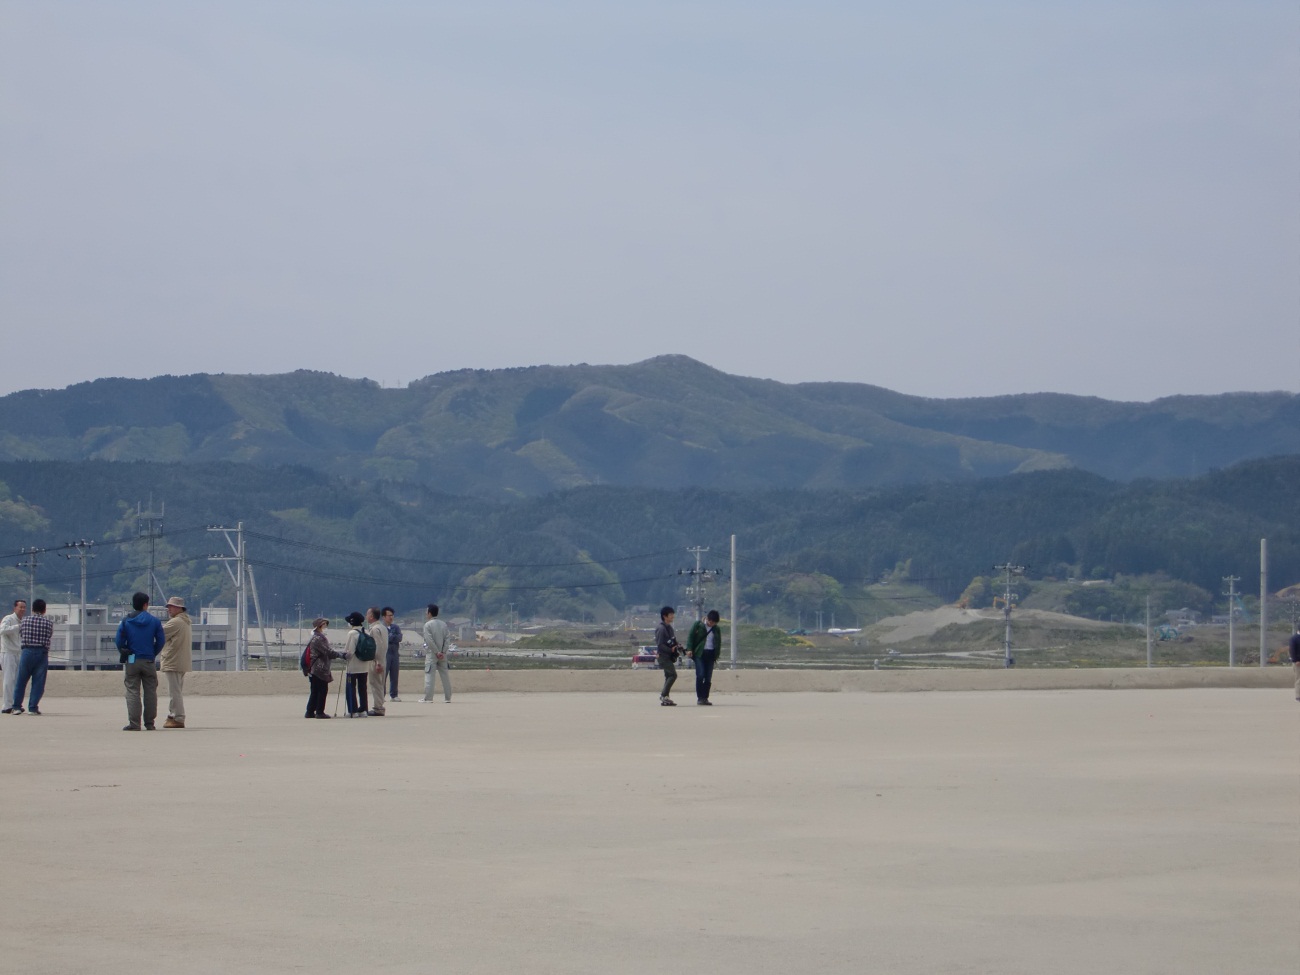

{"left": 240, "top": 530, "right": 683, "bottom": 569}
{"left": 245, "top": 558, "right": 673, "bottom": 593}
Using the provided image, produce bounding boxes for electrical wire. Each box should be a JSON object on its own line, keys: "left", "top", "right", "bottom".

{"left": 244, "top": 558, "right": 675, "bottom": 593}
{"left": 240, "top": 530, "right": 683, "bottom": 569}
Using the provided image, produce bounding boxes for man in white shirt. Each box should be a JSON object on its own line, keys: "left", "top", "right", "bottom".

{"left": 421, "top": 603, "right": 452, "bottom": 703}
{"left": 0, "top": 599, "right": 26, "bottom": 715}
{"left": 364, "top": 607, "right": 388, "bottom": 716}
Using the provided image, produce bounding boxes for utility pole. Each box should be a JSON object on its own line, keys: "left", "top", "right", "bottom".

{"left": 16, "top": 547, "right": 43, "bottom": 605}
{"left": 1145, "top": 595, "right": 1152, "bottom": 668}
{"left": 993, "top": 563, "right": 1026, "bottom": 668}
{"left": 679, "top": 546, "right": 720, "bottom": 621}
{"left": 137, "top": 499, "right": 165, "bottom": 607}
{"left": 245, "top": 563, "right": 272, "bottom": 671}
{"left": 730, "top": 534, "right": 738, "bottom": 671}
{"left": 1259, "top": 538, "right": 1268, "bottom": 668}
{"left": 208, "top": 523, "right": 247, "bottom": 671}
{"left": 62, "top": 540, "right": 95, "bottom": 671}
{"left": 1223, "top": 575, "right": 1240, "bottom": 667}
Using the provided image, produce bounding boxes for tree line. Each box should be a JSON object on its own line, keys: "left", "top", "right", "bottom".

{"left": 0, "top": 457, "right": 1295, "bottom": 625}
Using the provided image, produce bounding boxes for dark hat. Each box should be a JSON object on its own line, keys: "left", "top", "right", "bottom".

{"left": 344, "top": 611, "right": 365, "bottom": 626}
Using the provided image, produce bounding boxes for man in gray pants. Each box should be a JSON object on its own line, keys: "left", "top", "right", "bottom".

{"left": 655, "top": 605, "right": 681, "bottom": 706}
{"left": 115, "top": 592, "right": 165, "bottom": 731}
{"left": 421, "top": 604, "right": 452, "bottom": 703}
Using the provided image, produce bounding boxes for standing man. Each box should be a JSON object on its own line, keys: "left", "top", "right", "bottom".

{"left": 1, "top": 599, "right": 25, "bottom": 714}
{"left": 1290, "top": 625, "right": 1300, "bottom": 702}
{"left": 116, "top": 591, "right": 165, "bottom": 731}
{"left": 159, "top": 596, "right": 192, "bottom": 728}
{"left": 382, "top": 606, "right": 402, "bottom": 702}
{"left": 420, "top": 604, "right": 452, "bottom": 703}
{"left": 364, "top": 607, "right": 388, "bottom": 716}
{"left": 687, "top": 609, "right": 722, "bottom": 706}
{"left": 10, "top": 598, "right": 52, "bottom": 715}
{"left": 655, "top": 606, "right": 683, "bottom": 707}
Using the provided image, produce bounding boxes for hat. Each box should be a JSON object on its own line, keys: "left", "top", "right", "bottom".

{"left": 312, "top": 617, "right": 330, "bottom": 629}
{"left": 344, "top": 611, "right": 365, "bottom": 627}
{"left": 165, "top": 596, "right": 186, "bottom": 610}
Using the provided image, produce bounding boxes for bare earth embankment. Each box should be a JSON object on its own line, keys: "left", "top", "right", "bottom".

{"left": 2, "top": 686, "right": 1295, "bottom": 974}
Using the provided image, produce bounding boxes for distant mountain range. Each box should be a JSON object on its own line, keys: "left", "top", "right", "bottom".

{"left": 1, "top": 356, "right": 1296, "bottom": 495}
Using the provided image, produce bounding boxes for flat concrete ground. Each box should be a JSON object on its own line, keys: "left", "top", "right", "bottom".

{"left": 2, "top": 690, "right": 1295, "bottom": 975}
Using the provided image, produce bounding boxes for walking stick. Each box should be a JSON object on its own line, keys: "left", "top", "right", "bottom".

{"left": 333, "top": 672, "right": 345, "bottom": 717}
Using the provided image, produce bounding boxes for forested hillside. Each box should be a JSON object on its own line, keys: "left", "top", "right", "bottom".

{"left": 1, "top": 358, "right": 1295, "bottom": 495}
{"left": 0, "top": 457, "right": 1295, "bottom": 625}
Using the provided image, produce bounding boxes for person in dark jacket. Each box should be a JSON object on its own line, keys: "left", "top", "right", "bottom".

{"left": 305, "top": 618, "right": 345, "bottom": 718}
{"left": 115, "top": 592, "right": 166, "bottom": 731}
{"left": 382, "top": 606, "right": 402, "bottom": 701}
{"left": 655, "top": 606, "right": 683, "bottom": 706}
{"left": 1290, "top": 626, "right": 1300, "bottom": 702}
{"left": 687, "top": 610, "right": 723, "bottom": 705}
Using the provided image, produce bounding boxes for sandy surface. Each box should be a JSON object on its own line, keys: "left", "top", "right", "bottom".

{"left": 868, "top": 606, "right": 1116, "bottom": 643}
{"left": 38, "top": 665, "right": 1293, "bottom": 697}
{"left": 3, "top": 689, "right": 1296, "bottom": 975}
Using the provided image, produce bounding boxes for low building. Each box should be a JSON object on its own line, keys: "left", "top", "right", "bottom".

{"left": 42, "top": 604, "right": 238, "bottom": 671}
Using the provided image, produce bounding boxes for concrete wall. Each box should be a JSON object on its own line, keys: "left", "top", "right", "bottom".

{"left": 39, "top": 666, "right": 1292, "bottom": 697}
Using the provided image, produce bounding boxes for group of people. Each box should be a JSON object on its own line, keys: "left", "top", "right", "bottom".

{"left": 0, "top": 592, "right": 191, "bottom": 727}
{"left": 302, "top": 603, "right": 453, "bottom": 718}
{"left": 654, "top": 605, "right": 724, "bottom": 706}
{"left": 0, "top": 592, "right": 456, "bottom": 728}
{"left": 7, "top": 590, "right": 1298, "bottom": 714}
{"left": 2, "top": 598, "right": 55, "bottom": 715}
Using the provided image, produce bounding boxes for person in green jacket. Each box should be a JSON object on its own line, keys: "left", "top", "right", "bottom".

{"left": 686, "top": 610, "right": 722, "bottom": 705}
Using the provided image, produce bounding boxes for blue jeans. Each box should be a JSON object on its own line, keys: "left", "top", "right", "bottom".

{"left": 13, "top": 648, "right": 48, "bottom": 710}
{"left": 345, "top": 673, "right": 368, "bottom": 714}
{"left": 695, "top": 654, "right": 716, "bottom": 701}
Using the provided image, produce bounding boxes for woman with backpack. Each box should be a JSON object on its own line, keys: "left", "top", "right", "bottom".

{"left": 304, "top": 618, "right": 345, "bottom": 719}
{"left": 343, "top": 611, "right": 373, "bottom": 717}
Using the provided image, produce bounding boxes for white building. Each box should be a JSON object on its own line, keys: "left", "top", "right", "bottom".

{"left": 42, "top": 604, "right": 239, "bottom": 671}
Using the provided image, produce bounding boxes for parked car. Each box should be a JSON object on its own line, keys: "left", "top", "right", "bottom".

{"left": 630, "top": 645, "right": 693, "bottom": 669}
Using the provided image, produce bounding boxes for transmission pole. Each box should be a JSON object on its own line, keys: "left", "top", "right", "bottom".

{"left": 1222, "top": 575, "right": 1240, "bottom": 667}
{"left": 730, "top": 534, "right": 738, "bottom": 671}
{"left": 16, "top": 547, "right": 43, "bottom": 605}
{"left": 137, "top": 499, "right": 165, "bottom": 607}
{"left": 1259, "top": 538, "right": 1268, "bottom": 668}
{"left": 993, "top": 563, "right": 1026, "bottom": 668}
{"left": 62, "top": 540, "right": 95, "bottom": 671}
{"left": 208, "top": 523, "right": 247, "bottom": 671}
{"left": 679, "top": 546, "right": 720, "bottom": 621}
{"left": 1145, "top": 594, "right": 1152, "bottom": 669}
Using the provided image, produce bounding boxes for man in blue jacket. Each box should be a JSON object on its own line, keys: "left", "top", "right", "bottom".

{"left": 115, "top": 591, "right": 166, "bottom": 731}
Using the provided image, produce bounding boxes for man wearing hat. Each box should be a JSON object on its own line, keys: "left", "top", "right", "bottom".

{"left": 159, "top": 596, "right": 192, "bottom": 728}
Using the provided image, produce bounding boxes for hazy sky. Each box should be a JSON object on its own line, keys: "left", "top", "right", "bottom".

{"left": 2, "top": 1, "right": 1297, "bottom": 401}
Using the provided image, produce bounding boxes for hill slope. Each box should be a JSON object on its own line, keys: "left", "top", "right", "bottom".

{"left": 0, "top": 357, "right": 1295, "bottom": 494}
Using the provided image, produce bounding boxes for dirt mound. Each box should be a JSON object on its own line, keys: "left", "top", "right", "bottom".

{"left": 868, "top": 606, "right": 1117, "bottom": 644}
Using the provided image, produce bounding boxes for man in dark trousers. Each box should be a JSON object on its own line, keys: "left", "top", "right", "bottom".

{"left": 382, "top": 606, "right": 402, "bottom": 702}
{"left": 1290, "top": 625, "right": 1300, "bottom": 702}
{"left": 687, "top": 610, "right": 723, "bottom": 705}
{"left": 10, "top": 598, "right": 52, "bottom": 715}
{"left": 655, "top": 606, "right": 682, "bottom": 706}
{"left": 115, "top": 591, "right": 166, "bottom": 730}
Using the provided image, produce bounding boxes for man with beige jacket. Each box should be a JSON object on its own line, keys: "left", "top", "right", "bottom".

{"left": 364, "top": 606, "right": 388, "bottom": 716}
{"left": 160, "top": 596, "right": 192, "bottom": 728}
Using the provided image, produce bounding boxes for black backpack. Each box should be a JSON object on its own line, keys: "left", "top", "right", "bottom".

{"left": 353, "top": 629, "right": 377, "bottom": 662}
